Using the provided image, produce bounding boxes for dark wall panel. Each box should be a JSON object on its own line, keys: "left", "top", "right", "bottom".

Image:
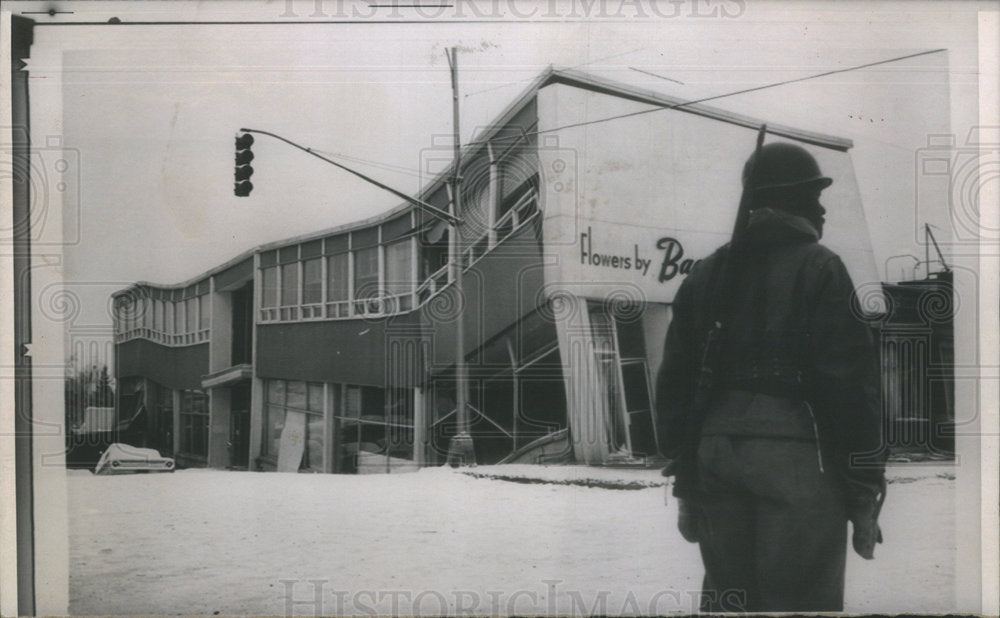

{"left": 257, "top": 313, "right": 424, "bottom": 387}
{"left": 116, "top": 340, "right": 209, "bottom": 390}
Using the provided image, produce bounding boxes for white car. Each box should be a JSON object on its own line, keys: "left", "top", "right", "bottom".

{"left": 94, "top": 443, "right": 175, "bottom": 475}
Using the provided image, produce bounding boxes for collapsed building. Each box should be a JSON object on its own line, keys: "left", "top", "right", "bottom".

{"left": 113, "top": 68, "right": 886, "bottom": 472}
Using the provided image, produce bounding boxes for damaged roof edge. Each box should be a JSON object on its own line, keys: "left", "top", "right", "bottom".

{"left": 546, "top": 68, "right": 854, "bottom": 151}
{"left": 114, "top": 67, "right": 852, "bottom": 297}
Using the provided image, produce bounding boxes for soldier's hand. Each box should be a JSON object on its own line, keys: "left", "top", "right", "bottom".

{"left": 852, "top": 520, "right": 883, "bottom": 560}
{"left": 677, "top": 499, "right": 701, "bottom": 544}
{"left": 849, "top": 494, "right": 884, "bottom": 560}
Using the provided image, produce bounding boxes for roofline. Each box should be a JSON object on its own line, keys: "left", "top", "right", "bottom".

{"left": 112, "top": 203, "right": 415, "bottom": 297}
{"left": 544, "top": 68, "right": 853, "bottom": 151}
{"left": 115, "top": 67, "right": 852, "bottom": 296}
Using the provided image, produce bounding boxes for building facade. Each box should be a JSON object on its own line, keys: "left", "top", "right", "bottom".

{"left": 113, "top": 68, "right": 878, "bottom": 472}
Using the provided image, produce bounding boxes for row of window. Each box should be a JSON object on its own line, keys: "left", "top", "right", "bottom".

{"left": 114, "top": 294, "right": 210, "bottom": 346}
{"left": 259, "top": 236, "right": 416, "bottom": 323}
{"left": 257, "top": 145, "right": 541, "bottom": 324}
{"left": 256, "top": 190, "right": 540, "bottom": 325}
{"left": 116, "top": 139, "right": 541, "bottom": 337}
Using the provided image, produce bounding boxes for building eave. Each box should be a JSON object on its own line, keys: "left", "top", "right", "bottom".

{"left": 543, "top": 68, "right": 853, "bottom": 151}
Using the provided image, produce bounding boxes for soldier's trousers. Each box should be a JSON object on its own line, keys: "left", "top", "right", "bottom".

{"left": 694, "top": 434, "right": 848, "bottom": 612}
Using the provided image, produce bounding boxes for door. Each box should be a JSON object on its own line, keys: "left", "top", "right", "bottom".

{"left": 229, "top": 382, "right": 252, "bottom": 468}
{"left": 229, "top": 408, "right": 250, "bottom": 468}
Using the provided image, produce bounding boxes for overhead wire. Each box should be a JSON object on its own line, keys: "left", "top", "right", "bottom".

{"left": 461, "top": 47, "right": 645, "bottom": 99}
{"left": 285, "top": 48, "right": 945, "bottom": 188}
{"left": 462, "top": 47, "right": 947, "bottom": 148}
{"left": 310, "top": 149, "right": 425, "bottom": 179}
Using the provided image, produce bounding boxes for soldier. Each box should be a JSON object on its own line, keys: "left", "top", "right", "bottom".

{"left": 655, "top": 141, "right": 886, "bottom": 612}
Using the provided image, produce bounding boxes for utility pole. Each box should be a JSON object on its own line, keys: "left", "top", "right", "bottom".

{"left": 445, "top": 46, "right": 475, "bottom": 466}
{"left": 237, "top": 48, "right": 477, "bottom": 466}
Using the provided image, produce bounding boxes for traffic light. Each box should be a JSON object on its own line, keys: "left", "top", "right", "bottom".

{"left": 234, "top": 133, "right": 254, "bottom": 196}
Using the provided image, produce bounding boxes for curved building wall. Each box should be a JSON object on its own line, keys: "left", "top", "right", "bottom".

{"left": 116, "top": 340, "right": 209, "bottom": 389}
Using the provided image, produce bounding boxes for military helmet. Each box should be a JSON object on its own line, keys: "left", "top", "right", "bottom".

{"left": 742, "top": 142, "right": 833, "bottom": 191}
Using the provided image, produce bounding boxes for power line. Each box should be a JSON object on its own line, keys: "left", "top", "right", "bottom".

{"left": 310, "top": 149, "right": 425, "bottom": 178}
{"left": 249, "top": 48, "right": 944, "bottom": 200}
{"left": 462, "top": 47, "right": 644, "bottom": 99}
{"left": 628, "top": 67, "right": 685, "bottom": 85}
{"left": 464, "top": 48, "right": 947, "bottom": 148}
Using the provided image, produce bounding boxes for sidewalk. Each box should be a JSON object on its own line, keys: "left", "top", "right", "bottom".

{"left": 460, "top": 457, "right": 956, "bottom": 490}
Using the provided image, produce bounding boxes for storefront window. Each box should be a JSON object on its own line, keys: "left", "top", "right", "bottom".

{"left": 179, "top": 389, "right": 208, "bottom": 458}
{"left": 265, "top": 380, "right": 286, "bottom": 457}
{"left": 587, "top": 302, "right": 657, "bottom": 457}
{"left": 331, "top": 383, "right": 419, "bottom": 473}
{"left": 153, "top": 384, "right": 174, "bottom": 455}
{"left": 263, "top": 379, "right": 325, "bottom": 471}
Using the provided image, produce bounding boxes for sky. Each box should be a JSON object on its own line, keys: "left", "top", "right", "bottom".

{"left": 8, "top": 0, "right": 991, "bottom": 354}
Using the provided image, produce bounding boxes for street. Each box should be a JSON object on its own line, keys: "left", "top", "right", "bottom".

{"left": 67, "top": 465, "right": 955, "bottom": 615}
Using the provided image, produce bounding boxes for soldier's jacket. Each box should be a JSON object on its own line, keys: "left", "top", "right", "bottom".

{"left": 655, "top": 206, "right": 885, "bottom": 499}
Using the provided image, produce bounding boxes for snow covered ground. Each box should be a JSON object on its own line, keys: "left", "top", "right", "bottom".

{"left": 66, "top": 464, "right": 955, "bottom": 615}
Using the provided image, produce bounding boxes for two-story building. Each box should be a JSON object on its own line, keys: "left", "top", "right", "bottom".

{"left": 112, "top": 67, "right": 878, "bottom": 472}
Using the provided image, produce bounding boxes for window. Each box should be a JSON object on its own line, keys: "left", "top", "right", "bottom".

{"left": 326, "top": 252, "right": 350, "bottom": 317}
{"left": 327, "top": 254, "right": 349, "bottom": 301}
{"left": 165, "top": 302, "right": 174, "bottom": 335}
{"left": 344, "top": 385, "right": 362, "bottom": 419}
{"left": 257, "top": 224, "right": 421, "bottom": 323}
{"left": 199, "top": 295, "right": 209, "bottom": 331}
{"left": 331, "top": 384, "right": 420, "bottom": 472}
{"left": 155, "top": 385, "right": 174, "bottom": 455}
{"left": 495, "top": 172, "right": 539, "bottom": 242}
{"left": 384, "top": 239, "right": 414, "bottom": 311}
{"left": 461, "top": 182, "right": 491, "bottom": 243}
{"left": 303, "top": 258, "right": 323, "bottom": 305}
{"left": 179, "top": 389, "right": 208, "bottom": 458}
{"left": 262, "top": 267, "right": 278, "bottom": 309}
{"left": 265, "top": 380, "right": 286, "bottom": 457}
{"left": 281, "top": 263, "right": 299, "bottom": 307}
{"left": 143, "top": 298, "right": 153, "bottom": 330}
{"left": 154, "top": 299, "right": 164, "bottom": 332}
{"left": 174, "top": 300, "right": 184, "bottom": 335}
{"left": 305, "top": 383, "right": 324, "bottom": 470}
{"left": 264, "top": 379, "right": 326, "bottom": 471}
{"left": 587, "top": 302, "right": 657, "bottom": 457}
{"left": 186, "top": 298, "right": 197, "bottom": 334}
{"left": 301, "top": 258, "right": 323, "bottom": 318}
{"left": 279, "top": 263, "right": 299, "bottom": 320}
{"left": 354, "top": 246, "right": 379, "bottom": 308}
